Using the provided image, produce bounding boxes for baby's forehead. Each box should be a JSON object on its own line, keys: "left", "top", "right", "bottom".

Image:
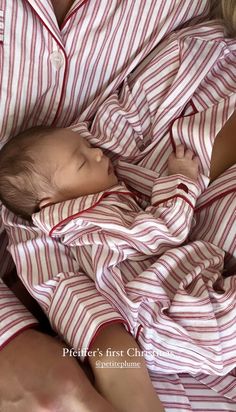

{"left": 36, "top": 130, "right": 83, "bottom": 161}
{"left": 34, "top": 130, "right": 92, "bottom": 167}
{"left": 42, "top": 129, "right": 84, "bottom": 145}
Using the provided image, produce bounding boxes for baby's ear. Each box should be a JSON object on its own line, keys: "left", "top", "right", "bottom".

{"left": 39, "top": 197, "right": 54, "bottom": 210}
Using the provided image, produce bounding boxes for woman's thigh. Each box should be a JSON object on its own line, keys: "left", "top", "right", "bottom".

{"left": 190, "top": 164, "right": 236, "bottom": 273}
{"left": 210, "top": 110, "right": 236, "bottom": 181}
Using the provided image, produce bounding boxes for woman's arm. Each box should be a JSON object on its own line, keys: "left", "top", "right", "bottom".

{"left": 88, "top": 323, "right": 164, "bottom": 412}
{"left": 0, "top": 329, "right": 117, "bottom": 412}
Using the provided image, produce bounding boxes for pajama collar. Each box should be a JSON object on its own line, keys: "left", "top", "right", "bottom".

{"left": 32, "top": 182, "right": 137, "bottom": 237}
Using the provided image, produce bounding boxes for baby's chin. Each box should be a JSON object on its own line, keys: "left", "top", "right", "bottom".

{"left": 109, "top": 172, "right": 119, "bottom": 187}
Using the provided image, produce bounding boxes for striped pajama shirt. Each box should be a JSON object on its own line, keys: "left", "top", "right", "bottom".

{"left": 0, "top": 1, "right": 236, "bottom": 410}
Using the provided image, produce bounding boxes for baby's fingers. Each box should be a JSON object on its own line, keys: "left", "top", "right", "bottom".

{"left": 184, "top": 149, "right": 194, "bottom": 160}
{"left": 175, "top": 144, "right": 185, "bottom": 159}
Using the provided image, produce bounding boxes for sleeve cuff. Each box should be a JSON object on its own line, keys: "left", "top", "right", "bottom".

{"left": 47, "top": 273, "right": 131, "bottom": 362}
{"left": 0, "top": 323, "right": 39, "bottom": 351}
{"left": 151, "top": 174, "right": 201, "bottom": 208}
{"left": 0, "top": 281, "right": 39, "bottom": 350}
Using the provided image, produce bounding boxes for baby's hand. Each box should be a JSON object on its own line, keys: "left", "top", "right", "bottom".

{"left": 168, "top": 144, "right": 199, "bottom": 181}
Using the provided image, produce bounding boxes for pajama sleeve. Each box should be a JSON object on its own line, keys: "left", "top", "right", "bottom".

{"left": 139, "top": 173, "right": 200, "bottom": 254}
{"left": 2, "top": 206, "right": 129, "bottom": 359}
{"left": 0, "top": 208, "right": 38, "bottom": 350}
{"left": 45, "top": 174, "right": 200, "bottom": 258}
{"left": 0, "top": 279, "right": 39, "bottom": 350}
{"left": 101, "top": 174, "right": 200, "bottom": 256}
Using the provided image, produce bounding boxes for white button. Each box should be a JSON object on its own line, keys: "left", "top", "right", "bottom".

{"left": 166, "top": 200, "right": 173, "bottom": 207}
{"left": 50, "top": 51, "right": 64, "bottom": 69}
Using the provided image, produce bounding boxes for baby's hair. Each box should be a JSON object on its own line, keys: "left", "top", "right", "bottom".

{"left": 0, "top": 126, "right": 57, "bottom": 220}
{"left": 210, "top": 0, "right": 236, "bottom": 37}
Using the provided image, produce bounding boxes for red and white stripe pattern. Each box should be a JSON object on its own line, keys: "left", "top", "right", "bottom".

{"left": 33, "top": 176, "right": 200, "bottom": 252}
{"left": 0, "top": 207, "right": 14, "bottom": 279}
{"left": 31, "top": 182, "right": 236, "bottom": 376}
{"left": 1, "top": 2, "right": 236, "bottom": 411}
{"left": 0, "top": 0, "right": 208, "bottom": 144}
{"left": 0, "top": 0, "right": 209, "bottom": 345}
{"left": 0, "top": 279, "right": 38, "bottom": 349}
{"left": 151, "top": 371, "right": 236, "bottom": 411}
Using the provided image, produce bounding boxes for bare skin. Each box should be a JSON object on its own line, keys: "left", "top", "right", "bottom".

{"left": 0, "top": 329, "right": 117, "bottom": 412}
{"left": 1, "top": 2, "right": 235, "bottom": 407}
{"left": 168, "top": 145, "right": 199, "bottom": 180}
{"left": 0, "top": 131, "right": 233, "bottom": 411}
{"left": 89, "top": 323, "right": 165, "bottom": 412}
{"left": 51, "top": 0, "right": 236, "bottom": 181}
{"left": 50, "top": 0, "right": 236, "bottom": 181}
{"left": 0, "top": 138, "right": 223, "bottom": 412}
{"left": 86, "top": 147, "right": 197, "bottom": 412}
{"left": 210, "top": 110, "right": 236, "bottom": 182}
{"left": 51, "top": 0, "right": 74, "bottom": 26}
{"left": 0, "top": 127, "right": 234, "bottom": 411}
{"left": 0, "top": 146, "right": 197, "bottom": 412}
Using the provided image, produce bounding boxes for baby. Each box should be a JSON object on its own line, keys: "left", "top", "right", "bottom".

{"left": 0, "top": 126, "right": 199, "bottom": 412}
{"left": 0, "top": 126, "right": 199, "bottom": 220}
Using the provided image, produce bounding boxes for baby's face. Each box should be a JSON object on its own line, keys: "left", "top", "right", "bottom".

{"left": 38, "top": 128, "right": 118, "bottom": 207}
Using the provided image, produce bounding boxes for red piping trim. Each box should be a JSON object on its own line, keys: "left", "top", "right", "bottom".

{"left": 25, "top": 1, "right": 68, "bottom": 127}
{"left": 189, "top": 99, "right": 198, "bottom": 114}
{"left": 55, "top": 0, "right": 91, "bottom": 121}
{"left": 26, "top": 2, "right": 64, "bottom": 50}
{"left": 195, "top": 188, "right": 236, "bottom": 212}
{"left": 153, "top": 194, "right": 194, "bottom": 209}
{"left": 177, "top": 183, "right": 188, "bottom": 193}
{"left": 61, "top": 0, "right": 90, "bottom": 30}
{"left": 135, "top": 324, "right": 142, "bottom": 341}
{"left": 169, "top": 99, "right": 199, "bottom": 150}
{"left": 0, "top": 323, "right": 39, "bottom": 351}
{"left": 49, "top": 191, "right": 136, "bottom": 236}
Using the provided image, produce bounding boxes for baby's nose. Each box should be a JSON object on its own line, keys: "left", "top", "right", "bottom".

{"left": 93, "top": 148, "right": 103, "bottom": 162}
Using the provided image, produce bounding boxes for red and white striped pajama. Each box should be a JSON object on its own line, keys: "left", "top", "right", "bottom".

{"left": 1, "top": 1, "right": 236, "bottom": 410}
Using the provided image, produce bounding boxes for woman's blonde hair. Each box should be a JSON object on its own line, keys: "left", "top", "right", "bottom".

{"left": 210, "top": 0, "right": 236, "bottom": 37}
